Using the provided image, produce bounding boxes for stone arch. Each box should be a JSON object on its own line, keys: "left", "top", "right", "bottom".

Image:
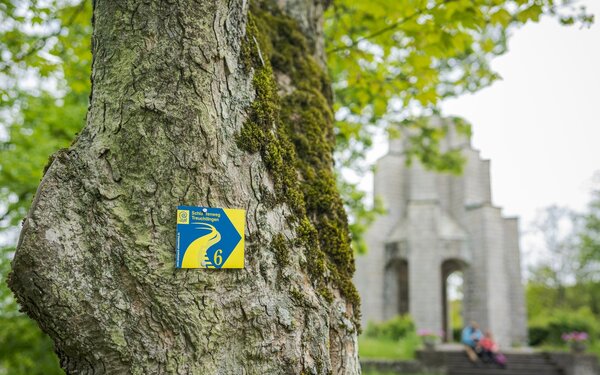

{"left": 441, "top": 258, "right": 468, "bottom": 342}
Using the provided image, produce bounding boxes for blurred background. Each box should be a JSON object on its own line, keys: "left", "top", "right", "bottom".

{"left": 1, "top": 0, "right": 598, "bottom": 374}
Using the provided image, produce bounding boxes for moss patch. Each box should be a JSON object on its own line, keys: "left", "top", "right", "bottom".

{"left": 237, "top": 2, "right": 359, "bottom": 324}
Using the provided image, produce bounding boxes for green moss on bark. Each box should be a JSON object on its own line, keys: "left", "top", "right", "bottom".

{"left": 237, "top": 2, "right": 360, "bottom": 323}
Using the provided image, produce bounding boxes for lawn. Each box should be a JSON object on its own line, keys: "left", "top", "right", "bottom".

{"left": 358, "top": 334, "right": 420, "bottom": 360}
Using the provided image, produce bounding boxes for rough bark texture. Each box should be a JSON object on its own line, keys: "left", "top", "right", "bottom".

{"left": 9, "top": 0, "right": 359, "bottom": 374}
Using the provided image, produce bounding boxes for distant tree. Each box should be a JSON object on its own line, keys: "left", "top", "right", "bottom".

{"left": 575, "top": 185, "right": 600, "bottom": 316}
{"left": 0, "top": 2, "right": 90, "bottom": 372}
{"left": 527, "top": 185, "right": 600, "bottom": 286}
{"left": 1, "top": 1, "right": 91, "bottom": 230}
{"left": 579, "top": 188, "right": 600, "bottom": 280}
{"left": 527, "top": 205, "right": 581, "bottom": 303}
{"left": 526, "top": 186, "right": 600, "bottom": 321}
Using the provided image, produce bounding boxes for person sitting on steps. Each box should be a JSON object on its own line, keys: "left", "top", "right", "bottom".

{"left": 480, "top": 330, "right": 507, "bottom": 369}
{"left": 461, "top": 321, "right": 483, "bottom": 364}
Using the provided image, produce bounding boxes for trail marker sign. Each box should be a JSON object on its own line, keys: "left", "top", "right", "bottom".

{"left": 176, "top": 205, "right": 245, "bottom": 269}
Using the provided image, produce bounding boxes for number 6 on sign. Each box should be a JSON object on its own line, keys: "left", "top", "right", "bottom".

{"left": 214, "top": 249, "right": 223, "bottom": 266}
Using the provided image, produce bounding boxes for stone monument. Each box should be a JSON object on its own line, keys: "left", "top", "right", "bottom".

{"left": 354, "top": 117, "right": 528, "bottom": 347}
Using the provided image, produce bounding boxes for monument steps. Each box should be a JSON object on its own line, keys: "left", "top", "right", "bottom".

{"left": 364, "top": 348, "right": 597, "bottom": 374}
{"left": 445, "top": 352, "right": 564, "bottom": 375}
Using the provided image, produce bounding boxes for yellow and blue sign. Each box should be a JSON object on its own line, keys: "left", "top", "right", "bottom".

{"left": 176, "top": 205, "right": 245, "bottom": 269}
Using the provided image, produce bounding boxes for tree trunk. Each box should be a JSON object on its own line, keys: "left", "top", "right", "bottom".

{"left": 9, "top": 0, "right": 360, "bottom": 374}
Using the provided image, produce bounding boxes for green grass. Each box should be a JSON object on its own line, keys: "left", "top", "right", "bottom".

{"left": 358, "top": 333, "right": 421, "bottom": 360}
{"left": 589, "top": 341, "right": 600, "bottom": 358}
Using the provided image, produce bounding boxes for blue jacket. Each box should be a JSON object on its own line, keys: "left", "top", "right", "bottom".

{"left": 462, "top": 326, "right": 482, "bottom": 347}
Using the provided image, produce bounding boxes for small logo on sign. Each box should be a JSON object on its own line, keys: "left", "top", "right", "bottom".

{"left": 177, "top": 210, "right": 190, "bottom": 224}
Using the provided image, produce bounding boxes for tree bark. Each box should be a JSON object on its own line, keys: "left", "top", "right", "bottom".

{"left": 9, "top": 0, "right": 360, "bottom": 374}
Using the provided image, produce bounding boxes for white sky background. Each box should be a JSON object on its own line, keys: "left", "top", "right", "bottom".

{"left": 363, "top": 0, "right": 600, "bottom": 276}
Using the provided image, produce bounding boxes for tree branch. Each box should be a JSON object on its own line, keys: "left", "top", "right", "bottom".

{"left": 327, "top": 0, "right": 456, "bottom": 54}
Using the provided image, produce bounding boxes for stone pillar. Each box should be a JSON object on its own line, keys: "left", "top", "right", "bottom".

{"left": 465, "top": 205, "right": 513, "bottom": 347}
{"left": 355, "top": 153, "right": 406, "bottom": 326}
{"left": 407, "top": 202, "right": 443, "bottom": 335}
{"left": 504, "top": 217, "right": 528, "bottom": 345}
{"left": 355, "top": 217, "right": 390, "bottom": 326}
{"left": 463, "top": 206, "right": 490, "bottom": 331}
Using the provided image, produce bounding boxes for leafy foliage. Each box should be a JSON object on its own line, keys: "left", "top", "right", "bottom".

{"left": 1, "top": 0, "right": 91, "bottom": 229}
{"left": 0, "top": 1, "right": 91, "bottom": 373}
{"left": 528, "top": 307, "right": 599, "bottom": 346}
{"left": 360, "top": 315, "right": 420, "bottom": 360}
{"left": 579, "top": 188, "right": 600, "bottom": 279}
{"left": 527, "top": 205, "right": 581, "bottom": 290}
{"left": 526, "top": 187, "right": 600, "bottom": 355}
{"left": 364, "top": 314, "right": 415, "bottom": 341}
{"left": 0, "top": 247, "right": 63, "bottom": 374}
